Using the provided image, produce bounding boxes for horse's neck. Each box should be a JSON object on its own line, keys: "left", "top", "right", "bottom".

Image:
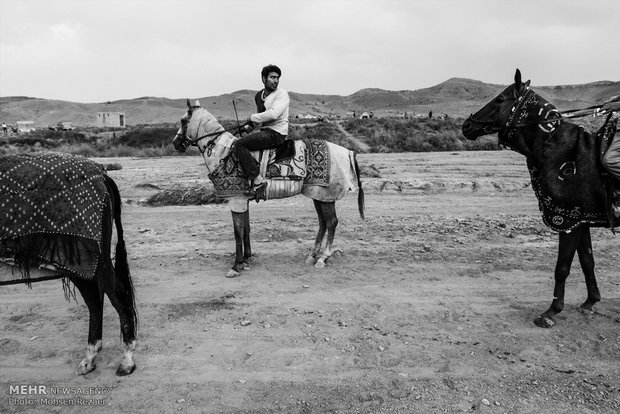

{"left": 515, "top": 90, "right": 556, "bottom": 124}
{"left": 506, "top": 90, "right": 563, "bottom": 159}
{"left": 198, "top": 132, "right": 235, "bottom": 171}
{"left": 516, "top": 121, "right": 584, "bottom": 169}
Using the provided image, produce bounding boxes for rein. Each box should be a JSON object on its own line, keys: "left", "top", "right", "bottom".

{"left": 190, "top": 124, "right": 241, "bottom": 145}
{"left": 178, "top": 124, "right": 242, "bottom": 156}
{"left": 467, "top": 87, "right": 613, "bottom": 133}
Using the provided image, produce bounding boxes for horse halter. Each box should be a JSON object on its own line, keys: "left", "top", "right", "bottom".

{"left": 176, "top": 115, "right": 232, "bottom": 157}
{"left": 463, "top": 115, "right": 502, "bottom": 135}
{"left": 464, "top": 92, "right": 520, "bottom": 135}
{"left": 469, "top": 87, "right": 564, "bottom": 142}
{"left": 505, "top": 87, "right": 564, "bottom": 137}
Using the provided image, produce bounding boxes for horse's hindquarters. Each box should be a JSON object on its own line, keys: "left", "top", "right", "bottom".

{"left": 302, "top": 144, "right": 359, "bottom": 202}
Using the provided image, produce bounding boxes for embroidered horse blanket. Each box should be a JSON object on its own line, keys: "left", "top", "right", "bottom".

{"left": 209, "top": 138, "right": 332, "bottom": 198}
{"left": 527, "top": 117, "right": 618, "bottom": 232}
{"left": 186, "top": 108, "right": 359, "bottom": 209}
{"left": 0, "top": 152, "right": 108, "bottom": 281}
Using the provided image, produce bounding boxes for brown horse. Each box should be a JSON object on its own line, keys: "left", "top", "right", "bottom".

{"left": 461, "top": 69, "right": 618, "bottom": 328}
{"left": 1, "top": 152, "right": 138, "bottom": 375}
{"left": 172, "top": 102, "right": 364, "bottom": 278}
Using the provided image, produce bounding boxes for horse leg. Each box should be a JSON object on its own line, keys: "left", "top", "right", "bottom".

{"left": 576, "top": 226, "right": 600, "bottom": 312}
{"left": 98, "top": 260, "right": 137, "bottom": 376}
{"left": 227, "top": 211, "right": 246, "bottom": 278}
{"left": 534, "top": 228, "right": 583, "bottom": 328}
{"left": 242, "top": 210, "right": 252, "bottom": 267}
{"left": 72, "top": 277, "right": 104, "bottom": 375}
{"left": 314, "top": 201, "right": 338, "bottom": 269}
{"left": 103, "top": 281, "right": 137, "bottom": 375}
{"left": 306, "top": 200, "right": 327, "bottom": 265}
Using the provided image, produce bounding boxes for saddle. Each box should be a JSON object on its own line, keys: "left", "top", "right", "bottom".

{"left": 208, "top": 138, "right": 332, "bottom": 200}
{"left": 209, "top": 139, "right": 307, "bottom": 199}
{"left": 259, "top": 139, "right": 307, "bottom": 180}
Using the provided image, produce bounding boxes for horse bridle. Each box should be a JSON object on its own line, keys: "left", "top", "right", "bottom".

{"left": 176, "top": 124, "right": 242, "bottom": 156}
{"left": 466, "top": 87, "right": 564, "bottom": 134}
{"left": 465, "top": 92, "right": 522, "bottom": 135}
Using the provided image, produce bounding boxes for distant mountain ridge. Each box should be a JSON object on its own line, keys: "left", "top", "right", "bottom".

{"left": 1, "top": 77, "right": 618, "bottom": 128}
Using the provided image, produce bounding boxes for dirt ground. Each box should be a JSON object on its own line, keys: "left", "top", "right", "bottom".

{"left": 1, "top": 151, "right": 619, "bottom": 414}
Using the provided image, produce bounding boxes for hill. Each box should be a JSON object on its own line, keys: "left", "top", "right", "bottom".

{"left": 1, "top": 78, "right": 618, "bottom": 128}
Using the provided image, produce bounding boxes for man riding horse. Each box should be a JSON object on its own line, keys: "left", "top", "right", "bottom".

{"left": 233, "top": 64, "right": 290, "bottom": 198}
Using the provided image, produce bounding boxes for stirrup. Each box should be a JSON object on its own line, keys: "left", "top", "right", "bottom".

{"left": 244, "top": 181, "right": 267, "bottom": 196}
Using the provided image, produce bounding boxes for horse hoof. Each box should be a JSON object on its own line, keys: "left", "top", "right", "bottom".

{"left": 314, "top": 259, "right": 326, "bottom": 269}
{"left": 116, "top": 363, "right": 136, "bottom": 376}
{"left": 226, "top": 269, "right": 240, "bottom": 278}
{"left": 578, "top": 302, "right": 596, "bottom": 312}
{"left": 534, "top": 315, "right": 555, "bottom": 328}
{"left": 577, "top": 307, "right": 594, "bottom": 316}
{"left": 241, "top": 262, "right": 250, "bottom": 271}
{"left": 77, "top": 362, "right": 96, "bottom": 375}
{"left": 305, "top": 256, "right": 317, "bottom": 265}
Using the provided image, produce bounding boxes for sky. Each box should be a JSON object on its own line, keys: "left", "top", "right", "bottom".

{"left": 0, "top": 0, "right": 618, "bottom": 103}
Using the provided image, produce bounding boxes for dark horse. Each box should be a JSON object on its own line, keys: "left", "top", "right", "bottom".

{"left": 172, "top": 102, "right": 365, "bottom": 277}
{"left": 0, "top": 153, "right": 138, "bottom": 375}
{"left": 462, "top": 69, "right": 618, "bottom": 328}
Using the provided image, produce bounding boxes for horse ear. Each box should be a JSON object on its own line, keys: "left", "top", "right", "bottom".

{"left": 186, "top": 98, "right": 191, "bottom": 108}
{"left": 514, "top": 69, "right": 522, "bottom": 87}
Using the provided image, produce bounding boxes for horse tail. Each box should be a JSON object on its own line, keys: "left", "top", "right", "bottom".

{"left": 353, "top": 152, "right": 365, "bottom": 220}
{"left": 105, "top": 174, "right": 138, "bottom": 332}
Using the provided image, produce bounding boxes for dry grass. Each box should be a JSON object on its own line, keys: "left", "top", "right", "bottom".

{"left": 144, "top": 183, "right": 227, "bottom": 206}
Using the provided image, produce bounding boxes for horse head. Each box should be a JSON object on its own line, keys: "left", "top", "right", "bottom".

{"left": 172, "top": 98, "right": 193, "bottom": 152}
{"left": 462, "top": 69, "right": 531, "bottom": 140}
{"left": 172, "top": 99, "right": 225, "bottom": 153}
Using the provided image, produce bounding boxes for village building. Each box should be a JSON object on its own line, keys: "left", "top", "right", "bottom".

{"left": 96, "top": 112, "right": 126, "bottom": 128}
{"left": 16, "top": 121, "right": 35, "bottom": 132}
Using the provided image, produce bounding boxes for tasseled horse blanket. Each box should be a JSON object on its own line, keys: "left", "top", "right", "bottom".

{"left": 0, "top": 152, "right": 108, "bottom": 283}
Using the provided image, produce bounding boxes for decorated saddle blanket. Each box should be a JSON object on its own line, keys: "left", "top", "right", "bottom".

{"left": 302, "top": 139, "right": 331, "bottom": 186}
{"left": 528, "top": 116, "right": 618, "bottom": 232}
{"left": 209, "top": 138, "right": 332, "bottom": 198}
{"left": 0, "top": 152, "right": 108, "bottom": 282}
{"left": 261, "top": 139, "right": 307, "bottom": 180}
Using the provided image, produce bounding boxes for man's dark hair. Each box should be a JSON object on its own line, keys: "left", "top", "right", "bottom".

{"left": 261, "top": 64, "right": 281, "bottom": 78}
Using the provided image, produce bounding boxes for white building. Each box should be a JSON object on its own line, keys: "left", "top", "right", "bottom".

{"left": 96, "top": 112, "right": 126, "bottom": 128}
{"left": 16, "top": 121, "right": 35, "bottom": 132}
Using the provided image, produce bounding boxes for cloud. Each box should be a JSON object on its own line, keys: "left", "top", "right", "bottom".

{"left": 0, "top": 0, "right": 618, "bottom": 102}
{"left": 50, "top": 23, "right": 79, "bottom": 40}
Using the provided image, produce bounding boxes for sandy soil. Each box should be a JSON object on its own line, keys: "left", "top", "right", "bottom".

{"left": 1, "top": 151, "right": 619, "bottom": 414}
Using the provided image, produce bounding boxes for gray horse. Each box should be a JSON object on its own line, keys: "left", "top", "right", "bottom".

{"left": 172, "top": 102, "right": 365, "bottom": 277}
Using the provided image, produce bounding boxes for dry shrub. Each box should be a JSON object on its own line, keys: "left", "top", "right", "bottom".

{"left": 145, "top": 184, "right": 228, "bottom": 206}
{"left": 359, "top": 164, "right": 382, "bottom": 178}
{"left": 104, "top": 163, "right": 122, "bottom": 171}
